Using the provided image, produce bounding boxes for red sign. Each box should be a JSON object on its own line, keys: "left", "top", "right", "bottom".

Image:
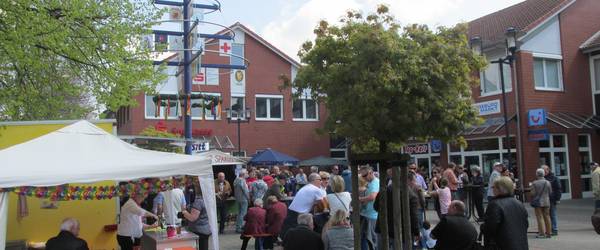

{"left": 193, "top": 72, "right": 204, "bottom": 82}
{"left": 170, "top": 128, "right": 213, "bottom": 137}
{"left": 220, "top": 41, "right": 231, "bottom": 54}
{"left": 403, "top": 144, "right": 429, "bottom": 154}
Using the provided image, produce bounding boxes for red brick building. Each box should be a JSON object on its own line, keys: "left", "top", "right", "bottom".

{"left": 116, "top": 23, "right": 331, "bottom": 161}
{"left": 403, "top": 0, "right": 600, "bottom": 199}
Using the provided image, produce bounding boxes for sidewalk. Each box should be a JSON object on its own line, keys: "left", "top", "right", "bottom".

{"left": 214, "top": 198, "right": 599, "bottom": 250}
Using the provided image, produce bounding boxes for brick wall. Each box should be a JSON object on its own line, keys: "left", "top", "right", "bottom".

{"left": 118, "top": 29, "right": 330, "bottom": 160}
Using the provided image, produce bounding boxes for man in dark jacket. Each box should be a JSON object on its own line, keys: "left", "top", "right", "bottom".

{"left": 46, "top": 218, "right": 89, "bottom": 250}
{"left": 282, "top": 213, "right": 324, "bottom": 250}
{"left": 543, "top": 165, "right": 561, "bottom": 235}
{"left": 374, "top": 170, "right": 420, "bottom": 249}
{"left": 431, "top": 200, "right": 477, "bottom": 250}
{"left": 481, "top": 176, "right": 528, "bottom": 250}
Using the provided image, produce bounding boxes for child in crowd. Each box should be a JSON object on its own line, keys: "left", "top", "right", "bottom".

{"left": 432, "top": 178, "right": 451, "bottom": 217}
{"left": 421, "top": 220, "right": 437, "bottom": 249}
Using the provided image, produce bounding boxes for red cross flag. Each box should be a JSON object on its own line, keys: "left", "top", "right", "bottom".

{"left": 219, "top": 39, "right": 231, "bottom": 56}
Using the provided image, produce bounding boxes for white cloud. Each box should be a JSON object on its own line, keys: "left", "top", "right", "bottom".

{"left": 260, "top": 0, "right": 524, "bottom": 61}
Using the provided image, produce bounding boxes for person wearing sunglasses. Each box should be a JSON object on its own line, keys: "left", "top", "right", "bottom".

{"left": 358, "top": 165, "right": 379, "bottom": 250}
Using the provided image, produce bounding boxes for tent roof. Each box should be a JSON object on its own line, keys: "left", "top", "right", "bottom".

{"left": 0, "top": 120, "right": 213, "bottom": 188}
{"left": 298, "top": 156, "right": 347, "bottom": 167}
{"left": 248, "top": 148, "right": 299, "bottom": 166}
{"left": 196, "top": 149, "right": 246, "bottom": 166}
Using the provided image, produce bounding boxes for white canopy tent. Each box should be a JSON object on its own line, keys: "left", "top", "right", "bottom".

{"left": 0, "top": 120, "right": 220, "bottom": 249}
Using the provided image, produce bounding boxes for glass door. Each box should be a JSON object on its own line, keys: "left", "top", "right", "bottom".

{"left": 539, "top": 135, "right": 571, "bottom": 199}
{"left": 416, "top": 156, "right": 431, "bottom": 178}
{"left": 579, "top": 134, "right": 593, "bottom": 197}
{"left": 464, "top": 155, "right": 481, "bottom": 178}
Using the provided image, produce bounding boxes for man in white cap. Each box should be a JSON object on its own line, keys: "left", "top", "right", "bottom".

{"left": 487, "top": 162, "right": 503, "bottom": 201}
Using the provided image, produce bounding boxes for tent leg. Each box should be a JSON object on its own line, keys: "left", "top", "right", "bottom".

{"left": 1, "top": 192, "right": 8, "bottom": 250}
{"left": 198, "top": 175, "right": 219, "bottom": 249}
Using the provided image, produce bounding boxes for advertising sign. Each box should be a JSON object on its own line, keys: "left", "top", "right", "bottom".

{"left": 403, "top": 144, "right": 429, "bottom": 155}
{"left": 474, "top": 100, "right": 501, "bottom": 116}
{"left": 528, "top": 108, "right": 547, "bottom": 127}
{"left": 430, "top": 140, "right": 442, "bottom": 153}
{"left": 528, "top": 129, "right": 549, "bottom": 141}
{"left": 191, "top": 142, "right": 210, "bottom": 153}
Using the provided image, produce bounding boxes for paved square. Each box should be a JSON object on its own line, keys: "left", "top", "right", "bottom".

{"left": 213, "top": 198, "right": 598, "bottom": 250}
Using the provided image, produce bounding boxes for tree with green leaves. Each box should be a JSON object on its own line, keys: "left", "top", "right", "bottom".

{"left": 0, "top": 0, "right": 164, "bottom": 121}
{"left": 284, "top": 5, "right": 486, "bottom": 249}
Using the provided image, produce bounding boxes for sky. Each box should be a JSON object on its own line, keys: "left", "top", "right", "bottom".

{"left": 200, "top": 0, "right": 525, "bottom": 61}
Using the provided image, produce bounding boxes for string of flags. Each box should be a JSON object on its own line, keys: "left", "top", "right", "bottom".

{"left": 0, "top": 177, "right": 196, "bottom": 201}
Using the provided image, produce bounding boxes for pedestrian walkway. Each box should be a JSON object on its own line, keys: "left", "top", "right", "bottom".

{"left": 214, "top": 198, "right": 598, "bottom": 250}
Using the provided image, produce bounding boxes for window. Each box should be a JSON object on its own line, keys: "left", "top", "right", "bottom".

{"left": 231, "top": 96, "right": 246, "bottom": 119}
{"left": 203, "top": 93, "right": 221, "bottom": 120}
{"left": 534, "top": 57, "right": 563, "bottom": 90}
{"left": 190, "top": 92, "right": 221, "bottom": 120}
{"left": 593, "top": 58, "right": 600, "bottom": 91}
{"left": 145, "top": 95, "right": 178, "bottom": 119}
{"left": 293, "top": 98, "right": 318, "bottom": 121}
{"left": 255, "top": 95, "right": 283, "bottom": 120}
{"left": 480, "top": 62, "right": 512, "bottom": 95}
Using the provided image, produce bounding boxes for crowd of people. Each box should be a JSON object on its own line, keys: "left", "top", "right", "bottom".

{"left": 43, "top": 161, "right": 600, "bottom": 250}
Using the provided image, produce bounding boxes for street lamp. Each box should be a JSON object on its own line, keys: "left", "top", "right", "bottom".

{"left": 225, "top": 106, "right": 251, "bottom": 156}
{"left": 471, "top": 27, "right": 520, "bottom": 186}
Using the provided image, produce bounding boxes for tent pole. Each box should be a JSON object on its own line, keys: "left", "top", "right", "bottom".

{"left": 0, "top": 192, "right": 9, "bottom": 250}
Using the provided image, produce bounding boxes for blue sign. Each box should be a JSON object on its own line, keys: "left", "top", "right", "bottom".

{"left": 528, "top": 108, "right": 546, "bottom": 127}
{"left": 528, "top": 129, "right": 549, "bottom": 141}
{"left": 430, "top": 140, "right": 442, "bottom": 153}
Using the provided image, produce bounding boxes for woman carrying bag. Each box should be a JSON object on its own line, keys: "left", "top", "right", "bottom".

{"left": 180, "top": 181, "right": 211, "bottom": 249}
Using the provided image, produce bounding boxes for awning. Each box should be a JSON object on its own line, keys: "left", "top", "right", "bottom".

{"left": 459, "top": 115, "right": 513, "bottom": 136}
{"left": 120, "top": 135, "right": 235, "bottom": 150}
{"left": 547, "top": 112, "right": 600, "bottom": 129}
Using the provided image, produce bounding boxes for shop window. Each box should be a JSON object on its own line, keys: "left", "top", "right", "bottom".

{"left": 501, "top": 136, "right": 516, "bottom": 149}
{"left": 465, "top": 138, "right": 499, "bottom": 151}
{"left": 449, "top": 143, "right": 461, "bottom": 153}
{"left": 449, "top": 155, "right": 462, "bottom": 165}
{"left": 482, "top": 153, "right": 500, "bottom": 180}
{"left": 256, "top": 95, "right": 283, "bottom": 120}
{"left": 553, "top": 135, "right": 565, "bottom": 148}
{"left": 293, "top": 98, "right": 318, "bottom": 121}
{"left": 539, "top": 139, "right": 550, "bottom": 148}
{"left": 533, "top": 57, "right": 563, "bottom": 91}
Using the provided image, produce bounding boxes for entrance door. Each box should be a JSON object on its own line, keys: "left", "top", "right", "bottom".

{"left": 539, "top": 134, "right": 571, "bottom": 199}
{"left": 416, "top": 156, "right": 431, "bottom": 178}
{"left": 464, "top": 155, "right": 481, "bottom": 177}
{"left": 579, "top": 134, "right": 593, "bottom": 198}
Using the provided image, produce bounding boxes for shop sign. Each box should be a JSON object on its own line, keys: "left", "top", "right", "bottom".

{"left": 474, "top": 100, "right": 501, "bottom": 116}
{"left": 170, "top": 128, "right": 213, "bottom": 137}
{"left": 528, "top": 129, "right": 549, "bottom": 141}
{"left": 430, "top": 140, "right": 442, "bottom": 153}
{"left": 191, "top": 142, "right": 210, "bottom": 153}
{"left": 528, "top": 108, "right": 546, "bottom": 127}
{"left": 403, "top": 144, "right": 429, "bottom": 154}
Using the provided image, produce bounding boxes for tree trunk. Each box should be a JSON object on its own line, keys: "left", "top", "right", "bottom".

{"left": 350, "top": 143, "right": 361, "bottom": 250}
{"left": 378, "top": 141, "right": 389, "bottom": 250}
{"left": 392, "top": 166, "right": 402, "bottom": 249}
{"left": 400, "top": 165, "right": 412, "bottom": 249}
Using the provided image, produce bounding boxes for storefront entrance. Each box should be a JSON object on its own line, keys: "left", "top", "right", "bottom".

{"left": 539, "top": 134, "right": 572, "bottom": 199}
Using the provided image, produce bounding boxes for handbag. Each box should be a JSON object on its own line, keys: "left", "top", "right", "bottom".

{"left": 530, "top": 182, "right": 547, "bottom": 208}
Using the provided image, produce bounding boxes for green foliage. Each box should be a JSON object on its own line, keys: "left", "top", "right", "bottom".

{"left": 0, "top": 0, "right": 165, "bottom": 121}
{"left": 286, "top": 5, "right": 486, "bottom": 150}
{"left": 138, "top": 126, "right": 183, "bottom": 153}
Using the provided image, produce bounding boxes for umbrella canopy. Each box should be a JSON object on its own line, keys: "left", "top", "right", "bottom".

{"left": 248, "top": 148, "right": 299, "bottom": 166}
{"left": 298, "top": 156, "right": 347, "bottom": 167}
